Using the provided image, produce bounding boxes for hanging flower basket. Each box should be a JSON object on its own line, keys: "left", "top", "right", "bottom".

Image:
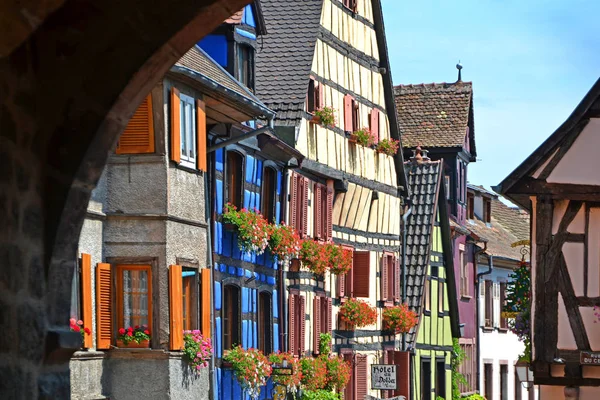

{"left": 222, "top": 203, "right": 270, "bottom": 255}
{"left": 223, "top": 345, "right": 272, "bottom": 400}
{"left": 376, "top": 138, "right": 400, "bottom": 156}
{"left": 183, "top": 330, "right": 212, "bottom": 373}
{"left": 311, "top": 106, "right": 336, "bottom": 128}
{"left": 327, "top": 244, "right": 352, "bottom": 275}
{"left": 117, "top": 325, "right": 151, "bottom": 348}
{"left": 338, "top": 298, "right": 377, "bottom": 329}
{"left": 299, "top": 240, "right": 329, "bottom": 276}
{"left": 268, "top": 223, "right": 301, "bottom": 265}
{"left": 382, "top": 304, "right": 418, "bottom": 333}
{"left": 269, "top": 352, "right": 302, "bottom": 394}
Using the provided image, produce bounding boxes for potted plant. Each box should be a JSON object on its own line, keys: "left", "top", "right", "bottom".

{"left": 382, "top": 304, "right": 418, "bottom": 333}
{"left": 349, "top": 128, "right": 376, "bottom": 147}
{"left": 326, "top": 244, "right": 352, "bottom": 275}
{"left": 223, "top": 345, "right": 272, "bottom": 399}
{"left": 222, "top": 203, "right": 270, "bottom": 255}
{"left": 299, "top": 239, "right": 329, "bottom": 276}
{"left": 311, "top": 106, "right": 336, "bottom": 128}
{"left": 299, "top": 356, "right": 328, "bottom": 391}
{"left": 117, "top": 325, "right": 151, "bottom": 348}
{"left": 375, "top": 138, "right": 400, "bottom": 156}
{"left": 268, "top": 223, "right": 301, "bottom": 265}
{"left": 183, "top": 330, "right": 212, "bottom": 373}
{"left": 70, "top": 318, "right": 91, "bottom": 348}
{"left": 269, "top": 351, "right": 302, "bottom": 395}
{"left": 338, "top": 298, "right": 377, "bottom": 329}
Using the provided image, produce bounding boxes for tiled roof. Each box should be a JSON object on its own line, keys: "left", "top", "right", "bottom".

{"left": 394, "top": 82, "right": 474, "bottom": 150}
{"left": 225, "top": 9, "right": 243, "bottom": 24}
{"left": 403, "top": 158, "right": 442, "bottom": 347}
{"left": 466, "top": 198, "right": 530, "bottom": 261}
{"left": 255, "top": 0, "right": 323, "bottom": 125}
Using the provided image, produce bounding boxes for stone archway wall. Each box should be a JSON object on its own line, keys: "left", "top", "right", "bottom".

{"left": 0, "top": 0, "right": 250, "bottom": 398}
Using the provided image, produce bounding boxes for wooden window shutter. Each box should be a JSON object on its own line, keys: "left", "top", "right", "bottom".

{"left": 325, "top": 181, "right": 334, "bottom": 241}
{"left": 395, "top": 351, "right": 410, "bottom": 397}
{"left": 394, "top": 257, "right": 401, "bottom": 301}
{"left": 289, "top": 172, "right": 298, "bottom": 228}
{"left": 337, "top": 274, "right": 346, "bottom": 298}
{"left": 299, "top": 295, "right": 306, "bottom": 355}
{"left": 317, "top": 82, "right": 324, "bottom": 109}
{"left": 96, "top": 263, "right": 112, "bottom": 350}
{"left": 289, "top": 295, "right": 296, "bottom": 355}
{"left": 485, "top": 280, "right": 493, "bottom": 327}
{"left": 355, "top": 354, "right": 368, "bottom": 400}
{"left": 196, "top": 99, "right": 207, "bottom": 172}
{"left": 313, "top": 296, "right": 321, "bottom": 353}
{"left": 116, "top": 94, "right": 155, "bottom": 154}
{"left": 170, "top": 87, "right": 181, "bottom": 163}
{"left": 381, "top": 254, "right": 389, "bottom": 301}
{"left": 301, "top": 177, "right": 309, "bottom": 238}
{"left": 169, "top": 265, "right": 184, "bottom": 350}
{"left": 370, "top": 108, "right": 380, "bottom": 144}
{"left": 326, "top": 298, "right": 332, "bottom": 333}
{"left": 314, "top": 184, "right": 322, "bottom": 239}
{"left": 353, "top": 251, "right": 370, "bottom": 298}
{"left": 81, "top": 254, "right": 93, "bottom": 349}
{"left": 344, "top": 94, "right": 353, "bottom": 132}
{"left": 201, "top": 268, "right": 211, "bottom": 338}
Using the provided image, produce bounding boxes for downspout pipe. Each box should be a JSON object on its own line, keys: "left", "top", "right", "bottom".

{"left": 474, "top": 244, "right": 492, "bottom": 394}
{"left": 205, "top": 150, "right": 216, "bottom": 399}
{"left": 401, "top": 199, "right": 413, "bottom": 351}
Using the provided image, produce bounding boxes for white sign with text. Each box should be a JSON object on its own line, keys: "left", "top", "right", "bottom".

{"left": 370, "top": 364, "right": 397, "bottom": 390}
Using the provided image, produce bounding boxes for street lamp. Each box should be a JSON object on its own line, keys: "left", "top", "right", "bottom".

{"left": 515, "top": 360, "right": 534, "bottom": 389}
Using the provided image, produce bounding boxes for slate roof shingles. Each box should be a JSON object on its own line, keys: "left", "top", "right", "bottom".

{"left": 403, "top": 159, "right": 442, "bottom": 347}
{"left": 255, "top": 0, "right": 324, "bottom": 124}
{"left": 394, "top": 82, "right": 473, "bottom": 149}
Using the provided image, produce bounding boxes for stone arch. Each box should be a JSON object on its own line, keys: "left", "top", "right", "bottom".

{"left": 0, "top": 0, "right": 251, "bottom": 398}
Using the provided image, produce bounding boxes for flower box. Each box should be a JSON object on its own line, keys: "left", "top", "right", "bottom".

{"left": 310, "top": 114, "right": 321, "bottom": 124}
{"left": 117, "top": 339, "right": 150, "bottom": 348}
{"left": 347, "top": 133, "right": 358, "bottom": 144}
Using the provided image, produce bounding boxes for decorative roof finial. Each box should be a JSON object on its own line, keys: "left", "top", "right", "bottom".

{"left": 456, "top": 61, "right": 463, "bottom": 82}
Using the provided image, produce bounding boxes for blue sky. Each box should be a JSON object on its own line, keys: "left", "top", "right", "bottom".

{"left": 381, "top": 0, "right": 600, "bottom": 192}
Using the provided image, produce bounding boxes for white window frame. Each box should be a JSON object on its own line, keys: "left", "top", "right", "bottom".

{"left": 179, "top": 93, "right": 196, "bottom": 168}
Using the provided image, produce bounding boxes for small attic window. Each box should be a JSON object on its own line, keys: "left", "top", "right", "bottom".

{"left": 236, "top": 44, "right": 254, "bottom": 91}
{"left": 343, "top": 0, "right": 358, "bottom": 13}
{"left": 467, "top": 192, "right": 474, "bottom": 220}
{"left": 483, "top": 198, "right": 492, "bottom": 223}
{"left": 307, "top": 78, "right": 322, "bottom": 113}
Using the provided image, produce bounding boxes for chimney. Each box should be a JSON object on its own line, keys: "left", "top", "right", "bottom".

{"left": 456, "top": 61, "right": 463, "bottom": 83}
{"left": 410, "top": 146, "right": 430, "bottom": 164}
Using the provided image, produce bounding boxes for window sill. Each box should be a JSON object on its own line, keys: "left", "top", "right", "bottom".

{"left": 460, "top": 295, "right": 473, "bottom": 300}
{"left": 173, "top": 162, "right": 202, "bottom": 175}
{"left": 383, "top": 300, "right": 394, "bottom": 307}
{"left": 498, "top": 328, "right": 509, "bottom": 333}
{"left": 481, "top": 326, "right": 494, "bottom": 333}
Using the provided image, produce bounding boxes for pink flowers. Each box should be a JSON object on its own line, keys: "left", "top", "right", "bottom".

{"left": 223, "top": 346, "right": 272, "bottom": 400}
{"left": 183, "top": 330, "right": 212, "bottom": 373}
{"left": 69, "top": 317, "right": 91, "bottom": 341}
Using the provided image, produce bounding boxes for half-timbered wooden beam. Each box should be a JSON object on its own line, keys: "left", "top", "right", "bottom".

{"left": 510, "top": 178, "right": 600, "bottom": 198}
{"left": 558, "top": 255, "right": 591, "bottom": 350}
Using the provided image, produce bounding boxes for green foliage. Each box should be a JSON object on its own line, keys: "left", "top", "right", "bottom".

{"left": 451, "top": 338, "right": 467, "bottom": 400}
{"left": 437, "top": 397, "right": 446, "bottom": 400}
{"left": 353, "top": 128, "right": 376, "bottom": 147}
{"left": 313, "top": 107, "right": 336, "bottom": 128}
{"left": 301, "top": 389, "right": 341, "bottom": 400}
{"left": 461, "top": 394, "right": 486, "bottom": 400}
{"left": 505, "top": 260, "right": 532, "bottom": 362}
{"left": 319, "top": 333, "right": 332, "bottom": 356}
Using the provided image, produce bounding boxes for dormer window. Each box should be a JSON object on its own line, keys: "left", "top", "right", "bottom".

{"left": 236, "top": 44, "right": 254, "bottom": 91}
{"left": 483, "top": 198, "right": 492, "bottom": 223}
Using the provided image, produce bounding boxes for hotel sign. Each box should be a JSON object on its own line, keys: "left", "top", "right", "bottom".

{"left": 371, "top": 364, "right": 397, "bottom": 390}
{"left": 580, "top": 351, "right": 600, "bottom": 365}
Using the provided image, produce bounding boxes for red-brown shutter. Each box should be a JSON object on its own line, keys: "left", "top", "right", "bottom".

{"left": 326, "top": 180, "right": 334, "bottom": 241}
{"left": 395, "top": 351, "right": 410, "bottom": 398}
{"left": 169, "top": 264, "right": 184, "bottom": 350}
{"left": 289, "top": 172, "right": 297, "bottom": 228}
{"left": 500, "top": 282, "right": 507, "bottom": 328}
{"left": 353, "top": 251, "right": 370, "bottom": 298}
{"left": 96, "top": 263, "right": 112, "bottom": 350}
{"left": 81, "top": 254, "right": 93, "bottom": 349}
{"left": 370, "top": 108, "right": 380, "bottom": 144}
{"left": 299, "top": 295, "right": 306, "bottom": 355}
{"left": 116, "top": 94, "right": 155, "bottom": 154}
{"left": 355, "top": 354, "right": 368, "bottom": 399}
{"left": 302, "top": 177, "right": 309, "bottom": 238}
{"left": 313, "top": 296, "right": 321, "bottom": 353}
{"left": 381, "top": 254, "right": 389, "bottom": 301}
{"left": 394, "top": 257, "right": 401, "bottom": 301}
{"left": 170, "top": 87, "right": 181, "bottom": 163}
{"left": 196, "top": 99, "right": 207, "bottom": 172}
{"left": 382, "top": 351, "right": 389, "bottom": 399}
{"left": 289, "top": 295, "right": 296, "bottom": 355}
{"left": 343, "top": 353, "right": 355, "bottom": 399}
{"left": 318, "top": 83, "right": 324, "bottom": 109}
{"left": 344, "top": 94, "right": 353, "bottom": 132}
{"left": 314, "top": 184, "right": 322, "bottom": 239}
{"left": 338, "top": 274, "right": 346, "bottom": 298}
{"left": 201, "top": 269, "right": 212, "bottom": 338}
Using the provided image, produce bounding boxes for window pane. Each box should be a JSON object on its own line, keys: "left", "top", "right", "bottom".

{"left": 182, "top": 274, "right": 195, "bottom": 331}
{"left": 122, "top": 269, "right": 149, "bottom": 328}
{"left": 180, "top": 99, "right": 186, "bottom": 156}
{"left": 186, "top": 102, "right": 193, "bottom": 158}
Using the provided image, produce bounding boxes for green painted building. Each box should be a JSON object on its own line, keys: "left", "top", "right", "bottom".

{"left": 404, "top": 150, "right": 461, "bottom": 400}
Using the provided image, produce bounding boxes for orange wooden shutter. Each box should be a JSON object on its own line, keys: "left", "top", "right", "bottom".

{"left": 344, "top": 94, "right": 353, "bottom": 132}
{"left": 289, "top": 172, "right": 297, "bottom": 228}
{"left": 314, "top": 184, "right": 322, "bottom": 239}
{"left": 81, "top": 254, "right": 93, "bottom": 349}
{"left": 201, "top": 268, "right": 212, "bottom": 338}
{"left": 313, "top": 296, "right": 320, "bottom": 353}
{"left": 301, "top": 177, "right": 309, "bottom": 238}
{"left": 196, "top": 99, "right": 207, "bottom": 172}
{"left": 394, "top": 257, "right": 401, "bottom": 301}
{"left": 381, "top": 254, "right": 389, "bottom": 301}
{"left": 170, "top": 87, "right": 181, "bottom": 163}
{"left": 169, "top": 264, "right": 184, "bottom": 350}
{"left": 355, "top": 354, "right": 368, "bottom": 399}
{"left": 116, "top": 94, "right": 155, "bottom": 154}
{"left": 395, "top": 351, "right": 410, "bottom": 397}
{"left": 96, "top": 263, "right": 112, "bottom": 350}
{"left": 353, "top": 251, "right": 370, "bottom": 297}
{"left": 299, "top": 295, "right": 306, "bottom": 355}
{"left": 289, "top": 295, "right": 296, "bottom": 355}
{"left": 325, "top": 180, "right": 334, "bottom": 241}
{"left": 370, "top": 108, "right": 380, "bottom": 144}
